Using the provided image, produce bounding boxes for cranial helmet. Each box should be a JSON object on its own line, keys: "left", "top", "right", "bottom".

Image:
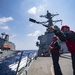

{"left": 61, "top": 25, "right": 70, "bottom": 30}
{"left": 53, "top": 35, "right": 58, "bottom": 39}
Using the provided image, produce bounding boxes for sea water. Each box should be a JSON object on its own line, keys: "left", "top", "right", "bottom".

{"left": 0, "top": 50, "right": 38, "bottom": 75}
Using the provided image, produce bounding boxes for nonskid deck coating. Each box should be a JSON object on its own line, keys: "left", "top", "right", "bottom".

{"left": 27, "top": 56, "right": 73, "bottom": 75}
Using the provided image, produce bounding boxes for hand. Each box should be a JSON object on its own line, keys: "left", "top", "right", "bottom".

{"left": 49, "top": 46, "right": 53, "bottom": 50}
{"left": 48, "top": 26, "right": 55, "bottom": 30}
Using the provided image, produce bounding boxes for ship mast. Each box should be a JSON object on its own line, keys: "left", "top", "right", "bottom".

{"left": 29, "top": 10, "right": 62, "bottom": 32}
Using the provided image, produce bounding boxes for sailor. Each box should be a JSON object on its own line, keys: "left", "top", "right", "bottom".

{"left": 49, "top": 25, "right": 75, "bottom": 75}
{"left": 49, "top": 35, "right": 62, "bottom": 75}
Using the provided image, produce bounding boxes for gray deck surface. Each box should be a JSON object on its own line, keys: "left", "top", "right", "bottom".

{"left": 27, "top": 55, "right": 73, "bottom": 75}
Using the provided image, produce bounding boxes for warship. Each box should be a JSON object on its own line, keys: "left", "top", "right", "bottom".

{"left": 0, "top": 32, "right": 16, "bottom": 58}
{"left": 27, "top": 10, "right": 73, "bottom": 75}
{"left": 0, "top": 32, "right": 37, "bottom": 75}
{"left": 29, "top": 10, "right": 68, "bottom": 57}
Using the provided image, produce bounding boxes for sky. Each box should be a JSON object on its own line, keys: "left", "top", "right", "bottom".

{"left": 0, "top": 0, "right": 75, "bottom": 50}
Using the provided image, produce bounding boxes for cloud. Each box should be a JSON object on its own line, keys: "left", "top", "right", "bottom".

{"left": 0, "top": 26, "right": 9, "bottom": 30}
{"left": 27, "top": 30, "right": 41, "bottom": 37}
{"left": 0, "top": 17, "right": 13, "bottom": 25}
{"left": 28, "top": 7, "right": 37, "bottom": 15}
{"left": 28, "top": 5, "right": 45, "bottom": 15}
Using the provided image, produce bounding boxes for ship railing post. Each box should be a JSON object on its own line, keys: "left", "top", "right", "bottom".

{"left": 15, "top": 51, "right": 23, "bottom": 75}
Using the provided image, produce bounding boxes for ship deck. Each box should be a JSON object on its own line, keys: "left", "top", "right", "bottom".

{"left": 27, "top": 54, "right": 73, "bottom": 75}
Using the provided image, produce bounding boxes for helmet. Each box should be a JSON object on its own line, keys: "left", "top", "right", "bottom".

{"left": 61, "top": 25, "right": 70, "bottom": 30}
{"left": 53, "top": 35, "right": 58, "bottom": 39}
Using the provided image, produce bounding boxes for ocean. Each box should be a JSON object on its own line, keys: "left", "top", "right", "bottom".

{"left": 0, "top": 50, "right": 38, "bottom": 75}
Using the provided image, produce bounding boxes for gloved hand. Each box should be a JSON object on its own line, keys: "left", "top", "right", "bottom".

{"left": 48, "top": 25, "right": 60, "bottom": 31}
{"left": 48, "top": 26, "right": 55, "bottom": 30}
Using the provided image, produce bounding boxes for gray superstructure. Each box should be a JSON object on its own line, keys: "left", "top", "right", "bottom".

{"left": 37, "top": 31, "right": 55, "bottom": 56}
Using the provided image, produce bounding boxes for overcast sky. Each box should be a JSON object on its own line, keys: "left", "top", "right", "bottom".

{"left": 0, "top": 0, "right": 75, "bottom": 50}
